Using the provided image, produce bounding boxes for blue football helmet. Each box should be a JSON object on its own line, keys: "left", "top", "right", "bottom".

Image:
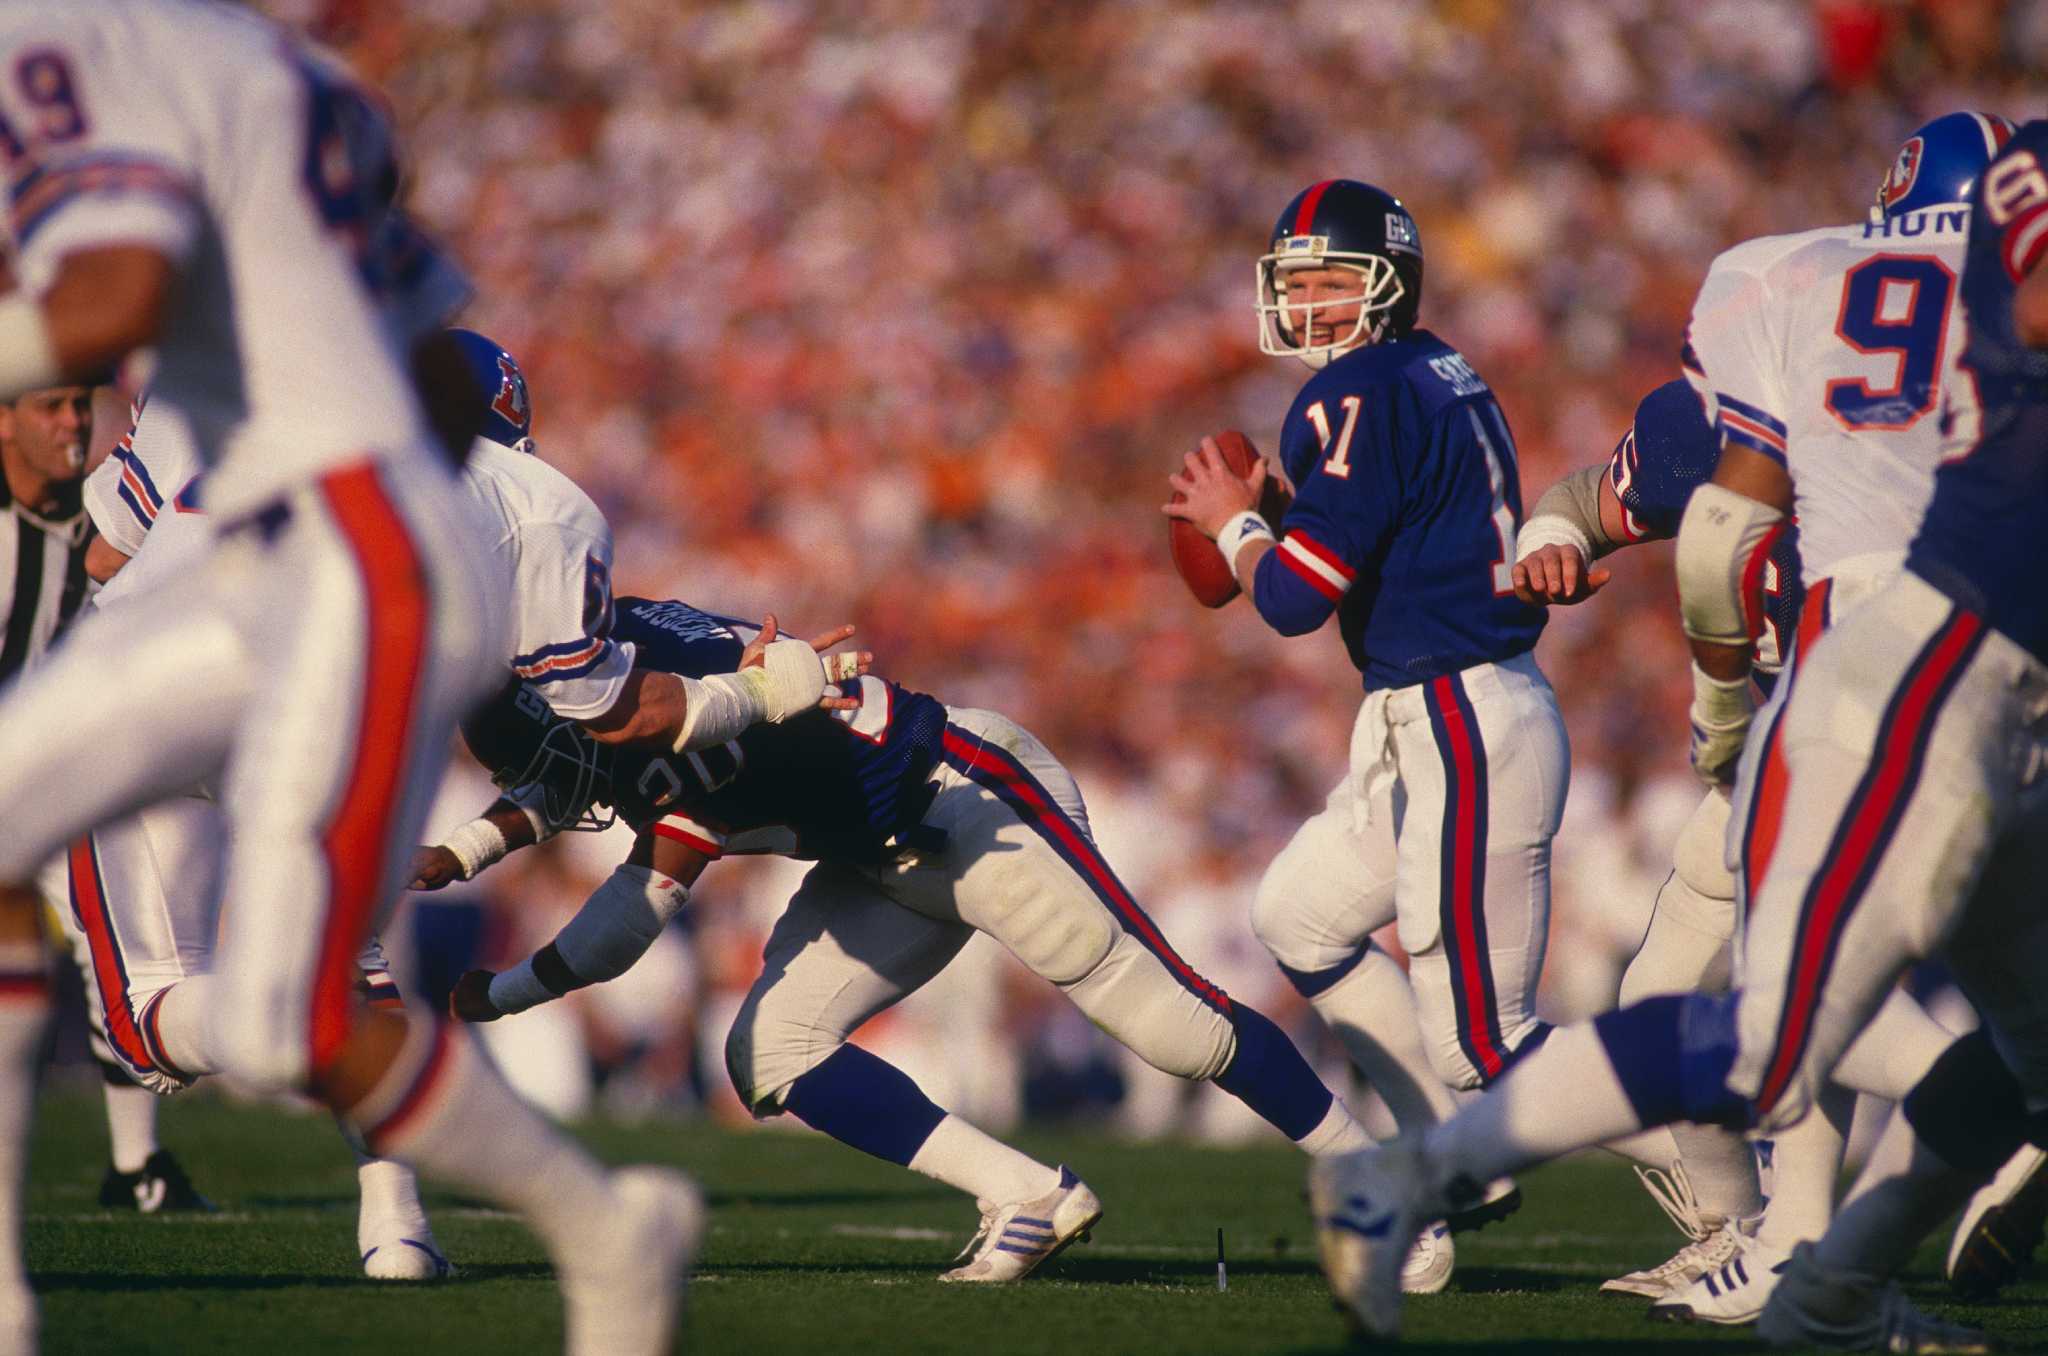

{"left": 1871, "top": 111, "right": 2016, "bottom": 223}
{"left": 1257, "top": 179, "right": 1423, "bottom": 368}
{"left": 447, "top": 328, "right": 536, "bottom": 453}
{"left": 460, "top": 679, "right": 615, "bottom": 834}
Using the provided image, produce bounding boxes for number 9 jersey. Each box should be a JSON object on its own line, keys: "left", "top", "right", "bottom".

{"left": 1681, "top": 203, "right": 1973, "bottom": 595}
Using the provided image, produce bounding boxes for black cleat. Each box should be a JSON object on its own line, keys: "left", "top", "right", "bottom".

{"left": 98, "top": 1150, "right": 215, "bottom": 1214}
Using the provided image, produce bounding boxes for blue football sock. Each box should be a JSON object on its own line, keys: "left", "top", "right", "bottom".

{"left": 1211, "top": 1002, "right": 1336, "bottom": 1142}
{"left": 781, "top": 1044, "right": 946, "bottom": 1168}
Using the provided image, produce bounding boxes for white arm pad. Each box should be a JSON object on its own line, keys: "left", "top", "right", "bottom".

{"left": 486, "top": 864, "right": 690, "bottom": 1015}
{"left": 441, "top": 817, "right": 508, "bottom": 880}
{"left": 1676, "top": 483, "right": 1784, "bottom": 646}
{"left": 0, "top": 295, "right": 62, "bottom": 403}
{"left": 1517, "top": 464, "right": 1611, "bottom": 562}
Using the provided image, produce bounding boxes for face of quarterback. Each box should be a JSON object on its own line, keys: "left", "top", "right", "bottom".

{"left": 0, "top": 386, "right": 93, "bottom": 480}
{"left": 1281, "top": 265, "right": 1372, "bottom": 354}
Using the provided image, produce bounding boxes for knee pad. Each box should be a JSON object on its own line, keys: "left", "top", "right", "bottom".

{"left": 1904, "top": 1029, "right": 2029, "bottom": 1177}
{"left": 724, "top": 981, "right": 845, "bottom": 1116}
{"left": 1672, "top": 788, "right": 1738, "bottom": 910}
{"left": 980, "top": 871, "right": 1117, "bottom": 987}
{"left": 1065, "top": 933, "right": 1235, "bottom": 1082}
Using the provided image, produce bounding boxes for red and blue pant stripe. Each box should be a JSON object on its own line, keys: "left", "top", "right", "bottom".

{"left": 67, "top": 832, "right": 186, "bottom": 1082}
{"left": 1752, "top": 605, "right": 1985, "bottom": 1118}
{"left": 939, "top": 725, "right": 1230, "bottom": 1016}
{"left": 1423, "top": 673, "right": 1508, "bottom": 1083}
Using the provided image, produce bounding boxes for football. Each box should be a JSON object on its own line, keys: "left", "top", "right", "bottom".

{"left": 1168, "top": 430, "right": 1283, "bottom": 608}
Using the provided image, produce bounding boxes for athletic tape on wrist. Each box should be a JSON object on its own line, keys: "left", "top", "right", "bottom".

{"left": 673, "top": 670, "right": 764, "bottom": 752}
{"left": 1689, "top": 662, "right": 1755, "bottom": 731}
{"left": 486, "top": 960, "right": 554, "bottom": 1015}
{"left": 1218, "top": 510, "right": 1277, "bottom": 578}
{"left": 441, "top": 817, "right": 508, "bottom": 880}
{"left": 1514, "top": 515, "right": 1594, "bottom": 565}
{"left": 0, "top": 295, "right": 61, "bottom": 403}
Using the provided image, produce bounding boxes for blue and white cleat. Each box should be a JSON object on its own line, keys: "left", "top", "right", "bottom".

{"left": 1310, "top": 1141, "right": 1437, "bottom": 1339}
{"left": 361, "top": 1233, "right": 455, "bottom": 1281}
{"left": 941, "top": 1166, "right": 1102, "bottom": 1284}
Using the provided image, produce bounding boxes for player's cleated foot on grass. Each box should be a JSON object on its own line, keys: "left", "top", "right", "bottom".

{"left": 1649, "top": 1233, "right": 1790, "bottom": 1325}
{"left": 941, "top": 1166, "right": 1102, "bottom": 1284}
{"left": 560, "top": 1168, "right": 704, "bottom": 1356}
{"left": 98, "top": 1149, "right": 214, "bottom": 1213}
{"left": 1309, "top": 1141, "right": 1438, "bottom": 1340}
{"left": 1444, "top": 1177, "right": 1520, "bottom": 1235}
{"left": 360, "top": 1229, "right": 455, "bottom": 1282}
{"left": 1756, "top": 1242, "right": 1993, "bottom": 1354}
{"left": 1605, "top": 1220, "right": 1744, "bottom": 1300}
{"left": 1948, "top": 1144, "right": 2048, "bottom": 1301}
{"left": 1401, "top": 1222, "right": 1454, "bottom": 1295}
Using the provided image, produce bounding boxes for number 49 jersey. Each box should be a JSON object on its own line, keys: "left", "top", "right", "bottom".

{"left": 1255, "top": 328, "right": 1544, "bottom": 690}
{"left": 1682, "top": 206, "right": 1971, "bottom": 590}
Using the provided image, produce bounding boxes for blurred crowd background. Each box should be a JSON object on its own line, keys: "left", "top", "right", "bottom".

{"left": 164, "top": 0, "right": 2040, "bottom": 1133}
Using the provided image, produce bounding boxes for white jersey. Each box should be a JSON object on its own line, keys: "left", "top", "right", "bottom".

{"left": 461, "top": 441, "right": 632, "bottom": 720}
{"left": 1683, "top": 206, "right": 1972, "bottom": 590}
{"left": 0, "top": 0, "right": 436, "bottom": 520}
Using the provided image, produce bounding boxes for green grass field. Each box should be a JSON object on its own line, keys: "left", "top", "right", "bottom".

{"left": 22, "top": 1082, "right": 2048, "bottom": 1354}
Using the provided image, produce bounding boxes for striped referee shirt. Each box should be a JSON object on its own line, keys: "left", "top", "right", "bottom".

{"left": 0, "top": 473, "right": 93, "bottom": 684}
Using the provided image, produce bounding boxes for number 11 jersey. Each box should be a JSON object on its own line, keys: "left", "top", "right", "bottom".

{"left": 1681, "top": 207, "right": 1971, "bottom": 591}
{"left": 1255, "top": 329, "right": 1545, "bottom": 691}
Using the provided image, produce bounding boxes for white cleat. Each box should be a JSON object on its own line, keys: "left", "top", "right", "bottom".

{"left": 1757, "top": 1242, "right": 1993, "bottom": 1354}
{"left": 941, "top": 1166, "right": 1102, "bottom": 1283}
{"left": 1309, "top": 1142, "right": 1435, "bottom": 1340}
{"left": 1649, "top": 1233, "right": 1791, "bottom": 1325}
{"left": 1948, "top": 1143, "right": 2048, "bottom": 1300}
{"left": 1400, "top": 1222, "right": 1454, "bottom": 1295}
{"left": 561, "top": 1168, "right": 705, "bottom": 1356}
{"left": 1601, "top": 1162, "right": 1739, "bottom": 1299}
{"left": 360, "top": 1228, "right": 455, "bottom": 1281}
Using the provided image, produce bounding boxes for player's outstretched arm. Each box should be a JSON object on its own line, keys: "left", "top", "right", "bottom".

{"left": 582, "top": 615, "right": 871, "bottom": 751}
{"left": 1511, "top": 464, "right": 1624, "bottom": 606}
{"left": 1674, "top": 443, "right": 1794, "bottom": 785}
{"left": 0, "top": 246, "right": 176, "bottom": 400}
{"left": 409, "top": 797, "right": 543, "bottom": 890}
{"left": 450, "top": 831, "right": 709, "bottom": 1023}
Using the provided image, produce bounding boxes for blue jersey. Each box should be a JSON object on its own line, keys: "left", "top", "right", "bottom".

{"left": 1253, "top": 330, "right": 1544, "bottom": 690}
{"left": 1907, "top": 120, "right": 2048, "bottom": 664}
{"left": 1609, "top": 379, "right": 1804, "bottom": 676}
{"left": 600, "top": 597, "right": 948, "bottom": 862}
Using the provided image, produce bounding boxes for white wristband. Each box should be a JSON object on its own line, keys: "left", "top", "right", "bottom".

{"left": 487, "top": 960, "right": 554, "bottom": 1015}
{"left": 1218, "top": 510, "right": 1277, "bottom": 578}
{"left": 1515, "top": 515, "right": 1594, "bottom": 565}
{"left": 1690, "top": 662, "right": 1755, "bottom": 731}
{"left": 673, "top": 670, "right": 766, "bottom": 752}
{"left": 441, "top": 817, "right": 509, "bottom": 880}
{"left": 0, "top": 294, "right": 62, "bottom": 403}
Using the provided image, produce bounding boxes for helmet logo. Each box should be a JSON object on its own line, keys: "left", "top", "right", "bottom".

{"left": 1882, "top": 137, "right": 1924, "bottom": 213}
{"left": 491, "top": 354, "right": 530, "bottom": 430}
{"left": 1384, "top": 212, "right": 1420, "bottom": 255}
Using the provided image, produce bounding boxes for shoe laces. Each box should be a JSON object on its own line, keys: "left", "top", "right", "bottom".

{"left": 1633, "top": 1161, "right": 1711, "bottom": 1242}
{"left": 953, "top": 1201, "right": 1001, "bottom": 1265}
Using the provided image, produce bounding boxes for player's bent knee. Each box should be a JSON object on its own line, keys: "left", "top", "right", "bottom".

{"left": 1065, "top": 934, "right": 1235, "bottom": 1082}
{"left": 1248, "top": 868, "right": 1325, "bottom": 975}
{"left": 724, "top": 986, "right": 846, "bottom": 1115}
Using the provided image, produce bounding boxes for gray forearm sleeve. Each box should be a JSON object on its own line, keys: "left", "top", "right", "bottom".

{"left": 1525, "top": 464, "right": 1619, "bottom": 558}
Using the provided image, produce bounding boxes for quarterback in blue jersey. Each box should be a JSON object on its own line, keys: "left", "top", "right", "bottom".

{"left": 420, "top": 596, "right": 1378, "bottom": 1284}
{"left": 1165, "top": 182, "right": 1568, "bottom": 1288}
{"left": 1310, "top": 123, "right": 2048, "bottom": 1354}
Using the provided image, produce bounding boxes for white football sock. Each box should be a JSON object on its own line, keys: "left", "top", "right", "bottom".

{"left": 1298, "top": 1095, "right": 1374, "bottom": 1157}
{"left": 352, "top": 1017, "right": 616, "bottom": 1260}
{"left": 102, "top": 1078, "right": 160, "bottom": 1174}
{"left": 906, "top": 1115, "right": 1060, "bottom": 1204}
{"left": 0, "top": 945, "right": 49, "bottom": 1301}
{"left": 1424, "top": 1019, "right": 1643, "bottom": 1187}
{"left": 1817, "top": 1107, "right": 1975, "bottom": 1276}
{"left": 1669, "top": 1121, "right": 1764, "bottom": 1222}
{"left": 1311, "top": 947, "right": 1459, "bottom": 1132}
{"left": 1755, "top": 1080, "right": 1853, "bottom": 1252}
{"left": 1604, "top": 1126, "right": 1682, "bottom": 1173}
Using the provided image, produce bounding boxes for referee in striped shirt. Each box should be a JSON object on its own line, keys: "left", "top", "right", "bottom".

{"left": 0, "top": 385, "right": 95, "bottom": 685}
